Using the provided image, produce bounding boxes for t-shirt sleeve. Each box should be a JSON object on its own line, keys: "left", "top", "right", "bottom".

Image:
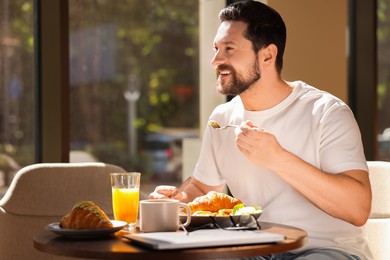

{"left": 319, "top": 102, "right": 368, "bottom": 173}
{"left": 192, "top": 125, "right": 226, "bottom": 186}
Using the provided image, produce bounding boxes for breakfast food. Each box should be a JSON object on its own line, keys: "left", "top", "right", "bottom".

{"left": 208, "top": 120, "right": 221, "bottom": 128}
{"left": 59, "top": 201, "right": 113, "bottom": 229}
{"left": 188, "top": 191, "right": 242, "bottom": 214}
{"left": 192, "top": 208, "right": 233, "bottom": 217}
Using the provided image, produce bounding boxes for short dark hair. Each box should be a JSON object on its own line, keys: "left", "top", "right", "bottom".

{"left": 219, "top": 0, "right": 286, "bottom": 74}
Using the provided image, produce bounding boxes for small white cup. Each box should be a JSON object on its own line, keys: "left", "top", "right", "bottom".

{"left": 140, "top": 199, "right": 191, "bottom": 232}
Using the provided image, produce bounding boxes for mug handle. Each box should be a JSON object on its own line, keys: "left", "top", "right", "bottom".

{"left": 179, "top": 203, "right": 191, "bottom": 227}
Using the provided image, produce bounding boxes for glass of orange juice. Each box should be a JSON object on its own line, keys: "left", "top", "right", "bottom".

{"left": 110, "top": 172, "right": 141, "bottom": 229}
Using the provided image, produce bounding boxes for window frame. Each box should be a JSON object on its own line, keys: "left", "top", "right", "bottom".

{"left": 348, "top": 0, "right": 377, "bottom": 160}
{"left": 35, "top": 0, "right": 69, "bottom": 162}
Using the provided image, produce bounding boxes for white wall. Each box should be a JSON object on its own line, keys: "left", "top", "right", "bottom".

{"left": 183, "top": 0, "right": 226, "bottom": 179}
{"left": 199, "top": 0, "right": 226, "bottom": 134}
{"left": 269, "top": 0, "right": 348, "bottom": 102}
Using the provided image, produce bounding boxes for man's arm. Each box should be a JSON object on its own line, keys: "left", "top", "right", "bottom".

{"left": 273, "top": 152, "right": 371, "bottom": 226}
{"left": 236, "top": 123, "right": 372, "bottom": 226}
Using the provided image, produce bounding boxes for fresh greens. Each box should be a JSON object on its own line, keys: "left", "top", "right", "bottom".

{"left": 231, "top": 204, "right": 262, "bottom": 216}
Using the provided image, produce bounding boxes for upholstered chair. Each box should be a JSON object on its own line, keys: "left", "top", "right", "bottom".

{"left": 0, "top": 162, "right": 126, "bottom": 260}
{"left": 364, "top": 161, "right": 390, "bottom": 260}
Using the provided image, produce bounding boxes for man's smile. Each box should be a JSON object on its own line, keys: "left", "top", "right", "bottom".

{"left": 216, "top": 70, "right": 232, "bottom": 83}
{"left": 216, "top": 66, "right": 233, "bottom": 80}
{"left": 219, "top": 70, "right": 231, "bottom": 75}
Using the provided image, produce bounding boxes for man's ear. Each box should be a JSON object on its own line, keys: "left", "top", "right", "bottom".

{"left": 262, "top": 44, "right": 278, "bottom": 63}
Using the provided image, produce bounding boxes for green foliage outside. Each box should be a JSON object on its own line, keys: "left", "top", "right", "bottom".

{"left": 378, "top": 0, "right": 390, "bottom": 132}
{"left": 68, "top": 0, "right": 199, "bottom": 172}
{"left": 0, "top": 1, "right": 35, "bottom": 166}
{"left": 1, "top": 0, "right": 200, "bottom": 174}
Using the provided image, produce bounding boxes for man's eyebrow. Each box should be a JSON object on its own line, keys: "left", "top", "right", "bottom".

{"left": 214, "top": 40, "right": 237, "bottom": 46}
{"left": 223, "top": 41, "right": 237, "bottom": 45}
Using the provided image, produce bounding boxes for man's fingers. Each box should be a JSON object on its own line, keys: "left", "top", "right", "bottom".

{"left": 149, "top": 191, "right": 167, "bottom": 199}
{"left": 149, "top": 185, "right": 179, "bottom": 199}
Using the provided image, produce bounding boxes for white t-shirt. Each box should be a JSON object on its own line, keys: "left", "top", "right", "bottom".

{"left": 193, "top": 81, "right": 373, "bottom": 259}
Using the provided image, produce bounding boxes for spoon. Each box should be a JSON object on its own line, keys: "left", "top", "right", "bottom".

{"left": 208, "top": 120, "right": 240, "bottom": 130}
{"left": 208, "top": 120, "right": 264, "bottom": 132}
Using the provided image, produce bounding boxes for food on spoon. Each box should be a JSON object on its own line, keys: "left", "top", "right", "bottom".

{"left": 59, "top": 201, "right": 113, "bottom": 229}
{"left": 208, "top": 120, "right": 221, "bottom": 128}
{"left": 188, "top": 191, "right": 242, "bottom": 213}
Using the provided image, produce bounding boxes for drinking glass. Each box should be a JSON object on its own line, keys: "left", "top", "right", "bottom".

{"left": 110, "top": 172, "right": 141, "bottom": 228}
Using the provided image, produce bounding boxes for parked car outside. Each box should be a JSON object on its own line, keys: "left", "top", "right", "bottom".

{"left": 143, "top": 130, "right": 197, "bottom": 181}
{"left": 378, "top": 127, "right": 390, "bottom": 160}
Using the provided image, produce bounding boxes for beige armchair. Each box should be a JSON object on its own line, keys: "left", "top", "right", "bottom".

{"left": 0, "top": 162, "right": 126, "bottom": 260}
{"left": 364, "top": 161, "right": 390, "bottom": 260}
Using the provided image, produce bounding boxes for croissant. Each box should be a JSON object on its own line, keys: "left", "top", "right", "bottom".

{"left": 59, "top": 201, "right": 113, "bottom": 229}
{"left": 188, "top": 191, "right": 242, "bottom": 213}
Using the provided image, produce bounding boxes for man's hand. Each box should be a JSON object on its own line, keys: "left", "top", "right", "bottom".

{"left": 149, "top": 177, "right": 225, "bottom": 203}
{"left": 235, "top": 120, "right": 285, "bottom": 169}
{"left": 149, "top": 185, "right": 183, "bottom": 200}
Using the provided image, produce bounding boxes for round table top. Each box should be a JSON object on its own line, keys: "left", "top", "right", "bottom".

{"left": 34, "top": 222, "right": 307, "bottom": 260}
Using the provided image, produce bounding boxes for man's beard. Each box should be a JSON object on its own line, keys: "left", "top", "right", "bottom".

{"left": 216, "top": 58, "right": 261, "bottom": 96}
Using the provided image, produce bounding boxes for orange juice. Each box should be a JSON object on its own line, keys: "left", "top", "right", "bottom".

{"left": 112, "top": 187, "right": 139, "bottom": 224}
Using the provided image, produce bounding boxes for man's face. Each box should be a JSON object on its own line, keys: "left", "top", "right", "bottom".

{"left": 212, "top": 21, "right": 261, "bottom": 95}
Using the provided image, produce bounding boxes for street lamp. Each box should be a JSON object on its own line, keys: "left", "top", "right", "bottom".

{"left": 124, "top": 74, "right": 140, "bottom": 157}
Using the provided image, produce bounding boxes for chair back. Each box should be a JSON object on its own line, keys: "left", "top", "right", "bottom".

{"left": 364, "top": 161, "right": 390, "bottom": 260}
{"left": 0, "top": 162, "right": 126, "bottom": 260}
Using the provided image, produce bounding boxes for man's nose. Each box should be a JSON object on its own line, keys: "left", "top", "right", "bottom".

{"left": 211, "top": 51, "right": 225, "bottom": 66}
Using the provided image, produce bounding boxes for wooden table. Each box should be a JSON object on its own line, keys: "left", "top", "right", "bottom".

{"left": 33, "top": 222, "right": 307, "bottom": 260}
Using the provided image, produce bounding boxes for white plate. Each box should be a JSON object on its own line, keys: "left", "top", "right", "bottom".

{"left": 180, "top": 211, "right": 262, "bottom": 228}
{"left": 46, "top": 220, "right": 127, "bottom": 239}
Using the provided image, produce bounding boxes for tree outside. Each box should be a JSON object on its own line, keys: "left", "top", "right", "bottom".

{"left": 68, "top": 0, "right": 200, "bottom": 181}
{"left": 377, "top": 0, "right": 390, "bottom": 160}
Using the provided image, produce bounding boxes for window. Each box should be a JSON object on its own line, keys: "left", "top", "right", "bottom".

{"left": 377, "top": 0, "right": 390, "bottom": 161}
{"left": 0, "top": 0, "right": 35, "bottom": 191}
{"left": 68, "top": 0, "right": 200, "bottom": 197}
